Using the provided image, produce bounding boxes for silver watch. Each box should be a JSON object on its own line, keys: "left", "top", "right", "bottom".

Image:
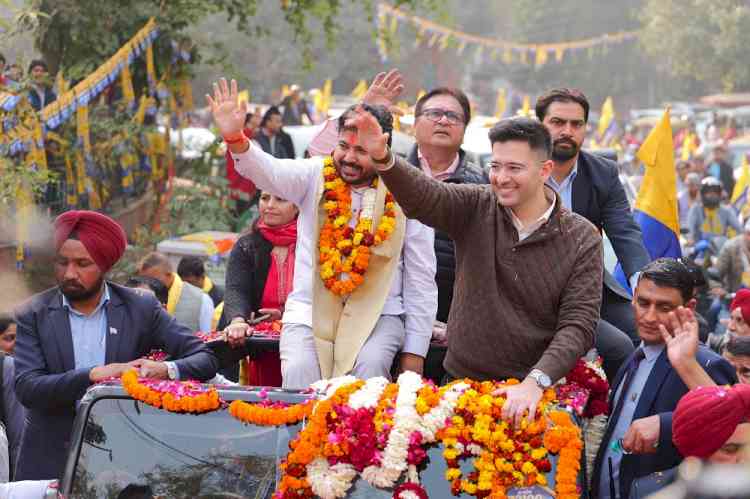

{"left": 527, "top": 369, "right": 551, "bottom": 389}
{"left": 165, "top": 362, "right": 178, "bottom": 381}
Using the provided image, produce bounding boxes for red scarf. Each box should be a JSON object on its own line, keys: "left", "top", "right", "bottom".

{"left": 259, "top": 219, "right": 298, "bottom": 310}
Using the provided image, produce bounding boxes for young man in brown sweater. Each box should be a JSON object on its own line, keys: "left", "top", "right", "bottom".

{"left": 347, "top": 110, "right": 603, "bottom": 426}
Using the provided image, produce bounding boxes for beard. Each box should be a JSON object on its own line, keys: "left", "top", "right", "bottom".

{"left": 59, "top": 276, "right": 105, "bottom": 302}
{"left": 551, "top": 137, "right": 581, "bottom": 162}
{"left": 337, "top": 160, "right": 376, "bottom": 186}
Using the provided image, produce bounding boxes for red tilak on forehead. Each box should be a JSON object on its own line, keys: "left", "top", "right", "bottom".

{"left": 342, "top": 130, "right": 359, "bottom": 146}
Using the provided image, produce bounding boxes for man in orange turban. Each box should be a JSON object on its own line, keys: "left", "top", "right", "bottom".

{"left": 13, "top": 210, "right": 218, "bottom": 480}
{"left": 673, "top": 384, "right": 750, "bottom": 463}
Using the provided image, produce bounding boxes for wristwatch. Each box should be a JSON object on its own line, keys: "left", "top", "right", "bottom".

{"left": 527, "top": 369, "right": 552, "bottom": 389}
{"left": 165, "top": 361, "right": 179, "bottom": 381}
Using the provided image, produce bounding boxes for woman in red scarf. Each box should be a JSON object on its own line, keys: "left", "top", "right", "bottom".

{"left": 221, "top": 191, "right": 298, "bottom": 386}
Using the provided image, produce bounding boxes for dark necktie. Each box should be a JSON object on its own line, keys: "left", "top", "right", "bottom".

{"left": 609, "top": 348, "right": 646, "bottom": 423}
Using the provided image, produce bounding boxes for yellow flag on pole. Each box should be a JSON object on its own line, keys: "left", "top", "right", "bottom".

{"left": 351, "top": 80, "right": 368, "bottom": 100}
{"left": 598, "top": 97, "right": 614, "bottom": 138}
{"left": 495, "top": 89, "right": 507, "bottom": 119}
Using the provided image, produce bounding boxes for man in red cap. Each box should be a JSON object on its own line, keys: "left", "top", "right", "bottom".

{"left": 13, "top": 210, "right": 219, "bottom": 481}
{"left": 673, "top": 384, "right": 750, "bottom": 464}
{"left": 728, "top": 289, "right": 750, "bottom": 337}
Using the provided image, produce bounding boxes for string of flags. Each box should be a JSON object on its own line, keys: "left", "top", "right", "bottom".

{"left": 376, "top": 2, "right": 639, "bottom": 66}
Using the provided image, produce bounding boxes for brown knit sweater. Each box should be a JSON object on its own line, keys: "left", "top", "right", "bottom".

{"left": 380, "top": 156, "right": 603, "bottom": 382}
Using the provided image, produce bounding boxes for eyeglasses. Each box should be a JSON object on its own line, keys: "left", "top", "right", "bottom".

{"left": 417, "top": 108, "right": 465, "bottom": 126}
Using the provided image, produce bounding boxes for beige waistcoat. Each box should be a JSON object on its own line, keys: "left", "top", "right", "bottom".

{"left": 311, "top": 176, "right": 407, "bottom": 378}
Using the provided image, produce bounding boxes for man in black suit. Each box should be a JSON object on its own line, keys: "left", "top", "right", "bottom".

{"left": 13, "top": 211, "right": 218, "bottom": 480}
{"left": 591, "top": 258, "right": 736, "bottom": 499}
{"left": 537, "top": 89, "right": 650, "bottom": 380}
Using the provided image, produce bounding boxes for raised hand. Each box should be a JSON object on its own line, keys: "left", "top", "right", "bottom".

{"left": 205, "top": 78, "right": 247, "bottom": 138}
{"left": 660, "top": 306, "right": 699, "bottom": 369}
{"left": 344, "top": 105, "right": 389, "bottom": 161}
{"left": 362, "top": 69, "right": 405, "bottom": 110}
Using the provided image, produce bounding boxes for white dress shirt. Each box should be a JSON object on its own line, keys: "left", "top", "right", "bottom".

{"left": 231, "top": 144, "right": 437, "bottom": 357}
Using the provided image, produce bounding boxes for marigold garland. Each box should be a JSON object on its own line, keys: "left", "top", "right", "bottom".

{"left": 543, "top": 410, "right": 583, "bottom": 499}
{"left": 319, "top": 156, "right": 398, "bottom": 296}
{"left": 229, "top": 398, "right": 315, "bottom": 426}
{"left": 276, "top": 380, "right": 366, "bottom": 499}
{"left": 121, "top": 370, "right": 220, "bottom": 414}
{"left": 437, "top": 379, "right": 558, "bottom": 498}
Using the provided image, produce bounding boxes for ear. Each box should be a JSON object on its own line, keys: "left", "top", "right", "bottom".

{"left": 686, "top": 298, "right": 697, "bottom": 311}
{"left": 540, "top": 159, "right": 554, "bottom": 179}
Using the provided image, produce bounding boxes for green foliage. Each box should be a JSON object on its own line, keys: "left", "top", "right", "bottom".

{"left": 640, "top": 0, "right": 750, "bottom": 92}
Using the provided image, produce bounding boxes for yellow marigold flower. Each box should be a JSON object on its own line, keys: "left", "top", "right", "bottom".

{"left": 512, "top": 452, "right": 523, "bottom": 462}
{"left": 531, "top": 448, "right": 548, "bottom": 460}
{"left": 353, "top": 233, "right": 364, "bottom": 245}
{"left": 323, "top": 201, "right": 337, "bottom": 211}
{"left": 443, "top": 448, "right": 459, "bottom": 460}
{"left": 521, "top": 462, "right": 537, "bottom": 474}
{"left": 478, "top": 480, "right": 493, "bottom": 491}
{"left": 452, "top": 416, "right": 465, "bottom": 426}
{"left": 445, "top": 468, "right": 462, "bottom": 481}
{"left": 537, "top": 474, "right": 548, "bottom": 486}
{"left": 334, "top": 216, "right": 348, "bottom": 227}
{"left": 461, "top": 481, "right": 477, "bottom": 494}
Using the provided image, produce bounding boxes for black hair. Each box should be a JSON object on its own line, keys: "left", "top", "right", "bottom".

{"left": 177, "top": 256, "right": 205, "bottom": 279}
{"left": 726, "top": 334, "right": 750, "bottom": 358}
{"left": 244, "top": 112, "right": 254, "bottom": 126}
{"left": 638, "top": 257, "right": 696, "bottom": 304}
{"left": 125, "top": 276, "right": 169, "bottom": 306}
{"left": 679, "top": 257, "right": 708, "bottom": 292}
{"left": 535, "top": 88, "right": 590, "bottom": 123}
{"left": 117, "top": 484, "right": 154, "bottom": 499}
{"left": 260, "top": 106, "right": 282, "bottom": 128}
{"left": 0, "top": 53, "right": 5, "bottom": 65}
{"left": 27, "top": 59, "right": 48, "bottom": 75}
{"left": 337, "top": 103, "right": 394, "bottom": 148}
{"left": 0, "top": 314, "right": 14, "bottom": 334}
{"left": 415, "top": 87, "right": 471, "bottom": 126}
{"left": 487, "top": 117, "right": 552, "bottom": 159}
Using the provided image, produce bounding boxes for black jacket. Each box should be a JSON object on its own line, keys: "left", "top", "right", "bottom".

{"left": 219, "top": 231, "right": 273, "bottom": 329}
{"left": 255, "top": 130, "right": 295, "bottom": 159}
{"left": 406, "top": 145, "right": 488, "bottom": 322}
{"left": 591, "top": 346, "right": 736, "bottom": 499}
{"left": 573, "top": 150, "right": 650, "bottom": 300}
{"left": 13, "top": 283, "right": 219, "bottom": 480}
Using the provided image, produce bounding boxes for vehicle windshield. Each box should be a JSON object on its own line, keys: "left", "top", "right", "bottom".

{"left": 71, "top": 395, "right": 561, "bottom": 498}
{"left": 71, "top": 397, "right": 296, "bottom": 499}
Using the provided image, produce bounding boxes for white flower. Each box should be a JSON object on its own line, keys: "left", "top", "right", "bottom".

{"left": 362, "top": 371, "right": 424, "bottom": 488}
{"left": 417, "top": 382, "right": 468, "bottom": 441}
{"left": 349, "top": 376, "right": 389, "bottom": 410}
{"left": 311, "top": 375, "right": 359, "bottom": 399}
{"left": 307, "top": 457, "right": 357, "bottom": 499}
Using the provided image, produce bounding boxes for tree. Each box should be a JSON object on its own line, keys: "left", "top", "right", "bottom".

{"left": 640, "top": 0, "right": 750, "bottom": 92}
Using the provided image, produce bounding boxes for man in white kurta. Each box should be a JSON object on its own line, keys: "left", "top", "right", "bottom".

{"left": 211, "top": 79, "right": 437, "bottom": 389}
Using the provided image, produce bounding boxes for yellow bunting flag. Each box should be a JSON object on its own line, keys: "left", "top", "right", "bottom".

{"left": 120, "top": 63, "right": 136, "bottom": 108}
{"left": 520, "top": 95, "right": 531, "bottom": 117}
{"left": 681, "top": 132, "right": 697, "bottom": 162}
{"left": 146, "top": 44, "right": 157, "bottom": 89}
{"left": 55, "top": 71, "right": 68, "bottom": 96}
{"left": 15, "top": 182, "right": 32, "bottom": 269}
{"left": 238, "top": 90, "right": 250, "bottom": 105}
{"left": 65, "top": 154, "right": 77, "bottom": 206}
{"left": 416, "top": 89, "right": 426, "bottom": 105}
{"left": 535, "top": 47, "right": 548, "bottom": 67}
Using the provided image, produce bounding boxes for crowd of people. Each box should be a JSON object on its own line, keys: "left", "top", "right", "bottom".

{"left": 2, "top": 67, "right": 750, "bottom": 499}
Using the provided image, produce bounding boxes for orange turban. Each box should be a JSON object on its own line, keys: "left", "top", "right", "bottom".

{"left": 673, "top": 384, "right": 750, "bottom": 459}
{"left": 53, "top": 210, "right": 127, "bottom": 273}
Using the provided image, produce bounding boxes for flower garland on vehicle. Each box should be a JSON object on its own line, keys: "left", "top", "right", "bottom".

{"left": 437, "top": 379, "right": 557, "bottom": 497}
{"left": 319, "top": 156, "right": 397, "bottom": 296}
{"left": 556, "top": 357, "right": 609, "bottom": 418}
{"left": 121, "top": 370, "right": 220, "bottom": 414}
{"left": 543, "top": 410, "right": 583, "bottom": 499}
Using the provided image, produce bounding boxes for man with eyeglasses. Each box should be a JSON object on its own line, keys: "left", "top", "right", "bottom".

{"left": 536, "top": 88, "right": 650, "bottom": 380}
{"left": 411, "top": 88, "right": 488, "bottom": 325}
